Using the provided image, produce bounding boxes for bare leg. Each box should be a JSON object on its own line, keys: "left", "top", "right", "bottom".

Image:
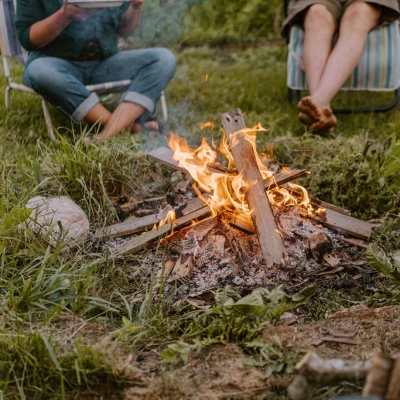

{"left": 298, "top": 2, "right": 381, "bottom": 132}
{"left": 84, "top": 103, "right": 112, "bottom": 126}
{"left": 311, "top": 2, "right": 381, "bottom": 110}
{"left": 303, "top": 4, "right": 335, "bottom": 95}
{"left": 297, "top": 4, "right": 335, "bottom": 125}
{"left": 83, "top": 101, "right": 145, "bottom": 144}
{"left": 84, "top": 102, "right": 158, "bottom": 134}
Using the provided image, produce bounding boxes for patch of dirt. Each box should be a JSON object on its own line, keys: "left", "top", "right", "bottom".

{"left": 264, "top": 304, "right": 400, "bottom": 361}
{"left": 120, "top": 344, "right": 269, "bottom": 400}
{"left": 75, "top": 305, "right": 400, "bottom": 399}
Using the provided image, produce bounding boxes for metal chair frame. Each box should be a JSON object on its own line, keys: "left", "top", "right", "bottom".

{"left": 0, "top": 0, "right": 168, "bottom": 142}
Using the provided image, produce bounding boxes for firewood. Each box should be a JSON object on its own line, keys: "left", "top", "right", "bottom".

{"left": 147, "top": 146, "right": 187, "bottom": 173}
{"left": 119, "top": 195, "right": 166, "bottom": 213}
{"left": 386, "top": 354, "right": 400, "bottom": 400}
{"left": 308, "top": 231, "right": 332, "bottom": 260}
{"left": 362, "top": 354, "right": 393, "bottom": 400}
{"left": 288, "top": 351, "right": 371, "bottom": 400}
{"left": 264, "top": 169, "right": 310, "bottom": 190}
{"left": 316, "top": 208, "right": 372, "bottom": 241}
{"left": 309, "top": 197, "right": 350, "bottom": 216}
{"left": 221, "top": 108, "right": 286, "bottom": 267}
{"left": 108, "top": 206, "right": 210, "bottom": 258}
{"left": 94, "top": 213, "right": 158, "bottom": 240}
{"left": 167, "top": 253, "right": 194, "bottom": 282}
{"left": 147, "top": 146, "right": 309, "bottom": 190}
{"left": 167, "top": 235, "right": 199, "bottom": 282}
{"left": 229, "top": 212, "right": 255, "bottom": 234}
{"left": 94, "top": 205, "right": 173, "bottom": 240}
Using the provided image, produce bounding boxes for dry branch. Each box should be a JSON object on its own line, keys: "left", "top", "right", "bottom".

{"left": 362, "top": 354, "right": 393, "bottom": 400}
{"left": 386, "top": 355, "right": 400, "bottom": 400}
{"left": 109, "top": 205, "right": 210, "bottom": 258}
{"left": 288, "top": 351, "right": 370, "bottom": 400}
{"left": 220, "top": 108, "right": 286, "bottom": 267}
{"left": 94, "top": 214, "right": 158, "bottom": 240}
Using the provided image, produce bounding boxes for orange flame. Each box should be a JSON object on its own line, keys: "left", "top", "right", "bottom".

{"left": 200, "top": 121, "right": 215, "bottom": 130}
{"left": 167, "top": 126, "right": 311, "bottom": 220}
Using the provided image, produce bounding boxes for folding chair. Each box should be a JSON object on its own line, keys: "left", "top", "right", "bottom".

{"left": 286, "top": 6, "right": 400, "bottom": 114}
{"left": 0, "top": 0, "right": 168, "bottom": 142}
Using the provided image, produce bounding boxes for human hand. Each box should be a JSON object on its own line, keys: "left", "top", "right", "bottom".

{"left": 63, "top": 0, "right": 103, "bottom": 21}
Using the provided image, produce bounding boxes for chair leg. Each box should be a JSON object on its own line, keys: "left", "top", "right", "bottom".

{"left": 5, "top": 87, "right": 10, "bottom": 109}
{"left": 160, "top": 91, "right": 168, "bottom": 122}
{"left": 333, "top": 89, "right": 400, "bottom": 114}
{"left": 41, "top": 99, "right": 57, "bottom": 142}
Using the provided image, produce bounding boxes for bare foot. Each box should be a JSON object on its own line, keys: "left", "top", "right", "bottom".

{"left": 298, "top": 112, "right": 312, "bottom": 125}
{"left": 130, "top": 120, "right": 161, "bottom": 135}
{"left": 311, "top": 107, "right": 336, "bottom": 134}
{"left": 297, "top": 96, "right": 321, "bottom": 125}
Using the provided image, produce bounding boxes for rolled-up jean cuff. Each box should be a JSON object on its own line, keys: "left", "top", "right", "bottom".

{"left": 72, "top": 92, "right": 100, "bottom": 122}
{"left": 121, "top": 91, "right": 154, "bottom": 113}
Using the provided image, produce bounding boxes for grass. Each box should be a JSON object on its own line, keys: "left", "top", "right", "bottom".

{"left": 1, "top": 38, "right": 400, "bottom": 399}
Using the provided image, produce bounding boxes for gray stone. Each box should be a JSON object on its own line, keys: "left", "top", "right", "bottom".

{"left": 24, "top": 196, "right": 89, "bottom": 247}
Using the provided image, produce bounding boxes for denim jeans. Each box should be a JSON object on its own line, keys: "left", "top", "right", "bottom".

{"left": 22, "top": 48, "right": 177, "bottom": 123}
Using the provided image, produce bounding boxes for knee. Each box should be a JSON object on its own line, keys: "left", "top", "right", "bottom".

{"left": 23, "top": 59, "right": 50, "bottom": 89}
{"left": 341, "top": 3, "right": 381, "bottom": 30}
{"left": 156, "top": 48, "right": 177, "bottom": 76}
{"left": 304, "top": 4, "right": 335, "bottom": 30}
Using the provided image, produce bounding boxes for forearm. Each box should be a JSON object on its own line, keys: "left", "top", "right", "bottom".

{"left": 118, "top": 3, "right": 143, "bottom": 38}
{"left": 28, "top": 8, "right": 74, "bottom": 48}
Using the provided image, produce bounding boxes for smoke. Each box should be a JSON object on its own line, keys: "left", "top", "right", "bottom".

{"left": 130, "top": 1, "right": 194, "bottom": 47}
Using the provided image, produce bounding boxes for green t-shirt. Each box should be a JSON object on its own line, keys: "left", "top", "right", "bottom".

{"left": 15, "top": 0, "right": 130, "bottom": 65}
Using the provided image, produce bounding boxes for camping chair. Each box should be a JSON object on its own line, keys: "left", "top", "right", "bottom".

{"left": 285, "top": 2, "right": 400, "bottom": 114}
{"left": 0, "top": 0, "right": 168, "bottom": 142}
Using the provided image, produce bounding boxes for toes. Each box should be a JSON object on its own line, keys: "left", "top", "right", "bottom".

{"left": 297, "top": 96, "right": 321, "bottom": 123}
{"left": 311, "top": 107, "right": 336, "bottom": 134}
{"left": 298, "top": 112, "right": 312, "bottom": 125}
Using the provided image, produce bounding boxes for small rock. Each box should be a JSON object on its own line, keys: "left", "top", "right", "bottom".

{"left": 23, "top": 196, "right": 89, "bottom": 247}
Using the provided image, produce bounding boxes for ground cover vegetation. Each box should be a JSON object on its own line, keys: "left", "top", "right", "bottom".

{"left": 1, "top": 0, "right": 400, "bottom": 398}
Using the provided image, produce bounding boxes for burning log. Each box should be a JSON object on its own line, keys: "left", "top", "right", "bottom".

{"left": 220, "top": 108, "right": 286, "bottom": 267}
{"left": 109, "top": 203, "right": 210, "bottom": 258}
{"left": 147, "top": 147, "right": 373, "bottom": 241}
{"left": 147, "top": 146, "right": 310, "bottom": 191}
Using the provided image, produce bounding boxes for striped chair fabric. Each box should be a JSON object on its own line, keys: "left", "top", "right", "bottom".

{"left": 287, "top": 21, "right": 400, "bottom": 92}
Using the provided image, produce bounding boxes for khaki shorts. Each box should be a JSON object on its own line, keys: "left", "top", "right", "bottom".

{"left": 282, "top": 0, "right": 400, "bottom": 37}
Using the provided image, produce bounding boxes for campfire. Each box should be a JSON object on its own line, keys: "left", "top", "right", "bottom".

{"left": 95, "top": 109, "right": 374, "bottom": 295}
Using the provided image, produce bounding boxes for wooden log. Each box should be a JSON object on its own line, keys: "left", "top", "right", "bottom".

{"left": 109, "top": 206, "right": 210, "bottom": 258}
{"left": 220, "top": 108, "right": 286, "bottom": 267}
{"left": 147, "top": 145, "right": 373, "bottom": 240}
{"left": 362, "top": 354, "right": 393, "bottom": 399}
{"left": 167, "top": 253, "right": 194, "bottom": 282}
{"left": 94, "top": 205, "right": 174, "bottom": 240}
{"left": 147, "top": 146, "right": 187, "bottom": 173}
{"left": 386, "top": 355, "right": 400, "bottom": 400}
{"left": 94, "top": 214, "right": 158, "bottom": 240}
{"left": 229, "top": 212, "right": 255, "bottom": 234}
{"left": 288, "top": 351, "right": 371, "bottom": 400}
{"left": 316, "top": 208, "right": 372, "bottom": 241}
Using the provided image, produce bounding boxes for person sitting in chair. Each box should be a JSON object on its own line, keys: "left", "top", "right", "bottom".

{"left": 15, "top": 0, "right": 176, "bottom": 143}
{"left": 282, "top": 0, "right": 399, "bottom": 134}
